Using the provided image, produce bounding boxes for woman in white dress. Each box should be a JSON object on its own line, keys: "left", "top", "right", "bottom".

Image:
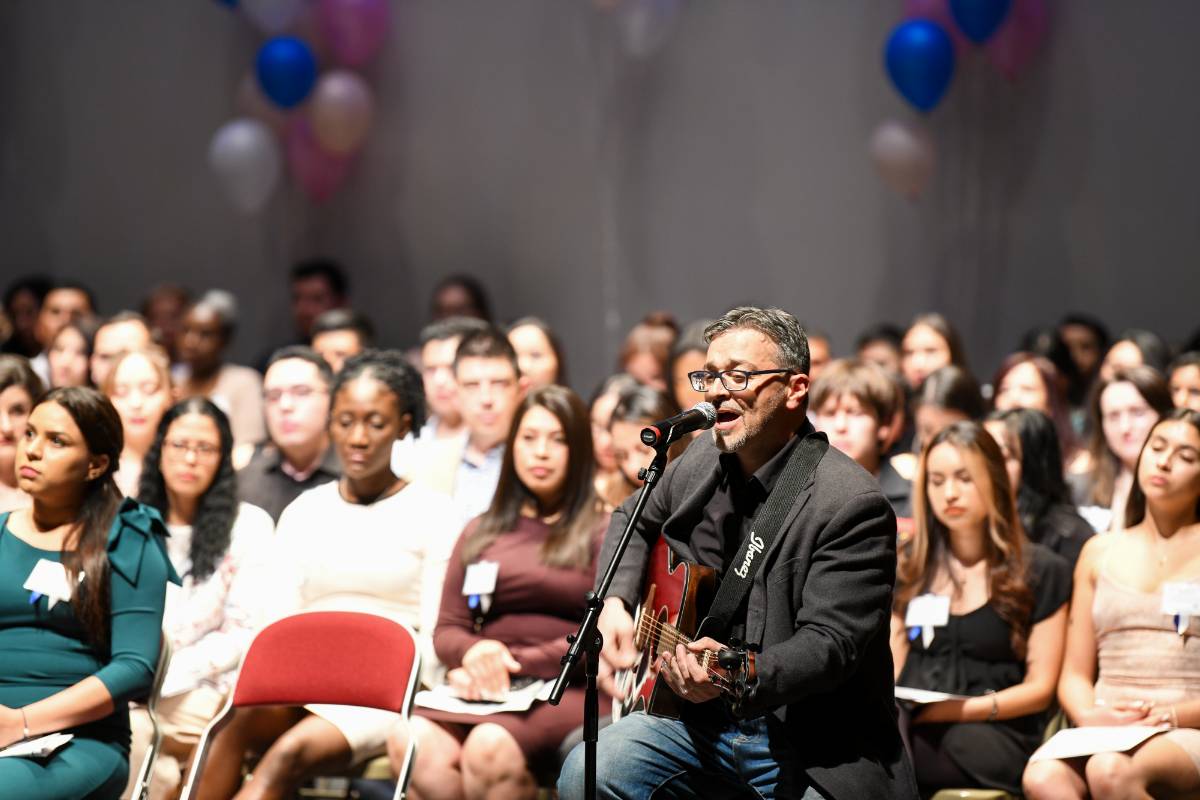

{"left": 194, "top": 350, "right": 460, "bottom": 800}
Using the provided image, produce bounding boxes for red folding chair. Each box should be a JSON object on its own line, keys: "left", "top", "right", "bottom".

{"left": 179, "top": 611, "right": 421, "bottom": 800}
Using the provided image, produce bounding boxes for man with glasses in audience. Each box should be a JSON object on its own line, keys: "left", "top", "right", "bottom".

{"left": 560, "top": 306, "right": 916, "bottom": 800}
{"left": 236, "top": 346, "right": 340, "bottom": 522}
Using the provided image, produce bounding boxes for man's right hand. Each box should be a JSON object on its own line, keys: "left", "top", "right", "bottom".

{"left": 597, "top": 597, "right": 638, "bottom": 699}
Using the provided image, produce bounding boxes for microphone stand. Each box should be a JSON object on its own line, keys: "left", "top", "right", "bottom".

{"left": 549, "top": 437, "right": 673, "bottom": 800}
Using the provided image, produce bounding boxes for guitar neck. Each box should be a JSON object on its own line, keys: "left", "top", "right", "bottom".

{"left": 637, "top": 612, "right": 719, "bottom": 669}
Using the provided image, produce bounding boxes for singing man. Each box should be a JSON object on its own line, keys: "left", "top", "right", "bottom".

{"left": 559, "top": 306, "right": 917, "bottom": 800}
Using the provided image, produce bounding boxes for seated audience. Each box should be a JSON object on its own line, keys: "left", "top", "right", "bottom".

{"left": 391, "top": 318, "right": 490, "bottom": 479}
{"left": 140, "top": 285, "right": 190, "bottom": 364}
{"left": 1170, "top": 351, "right": 1200, "bottom": 412}
{"left": 387, "top": 385, "right": 608, "bottom": 799}
{"left": 992, "top": 352, "right": 1077, "bottom": 460}
{"left": 29, "top": 282, "right": 97, "bottom": 384}
{"left": 607, "top": 383, "right": 683, "bottom": 503}
{"left": 805, "top": 326, "right": 833, "bottom": 380}
{"left": 0, "top": 387, "right": 174, "bottom": 799}
{"left": 1, "top": 275, "right": 50, "bottom": 358}
{"left": 856, "top": 321, "right": 905, "bottom": 377}
{"left": 812, "top": 358, "right": 910, "bottom": 516}
{"left": 1023, "top": 408, "right": 1200, "bottom": 800}
{"left": 985, "top": 409, "right": 1094, "bottom": 567}
{"left": 310, "top": 308, "right": 374, "bottom": 374}
{"left": 104, "top": 348, "right": 175, "bottom": 497}
{"left": 1068, "top": 366, "right": 1172, "bottom": 532}
{"left": 588, "top": 373, "right": 640, "bottom": 510}
{"left": 415, "top": 318, "right": 489, "bottom": 442}
{"left": 1099, "top": 327, "right": 1170, "bottom": 381}
{"left": 291, "top": 259, "right": 349, "bottom": 344}
{"left": 0, "top": 355, "right": 44, "bottom": 511}
{"left": 90, "top": 312, "right": 153, "bottom": 389}
{"left": 431, "top": 274, "right": 493, "bottom": 322}
{"left": 48, "top": 318, "right": 97, "bottom": 388}
{"left": 414, "top": 328, "right": 526, "bottom": 520}
{"left": 176, "top": 292, "right": 266, "bottom": 447}
{"left": 124, "top": 398, "right": 274, "bottom": 800}
{"left": 911, "top": 365, "right": 984, "bottom": 452}
{"left": 618, "top": 312, "right": 677, "bottom": 391}
{"left": 901, "top": 312, "right": 968, "bottom": 391}
{"left": 195, "top": 351, "right": 460, "bottom": 799}
{"left": 507, "top": 316, "right": 566, "bottom": 390}
{"left": 236, "top": 347, "right": 339, "bottom": 522}
{"left": 891, "top": 421, "right": 1070, "bottom": 797}
{"left": 1058, "top": 312, "right": 1109, "bottom": 402}
{"left": 667, "top": 319, "right": 711, "bottom": 411}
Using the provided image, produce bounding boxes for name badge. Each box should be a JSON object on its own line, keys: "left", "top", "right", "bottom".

{"left": 905, "top": 593, "right": 950, "bottom": 648}
{"left": 23, "top": 559, "right": 84, "bottom": 610}
{"left": 463, "top": 561, "right": 499, "bottom": 596}
{"left": 1162, "top": 582, "right": 1200, "bottom": 635}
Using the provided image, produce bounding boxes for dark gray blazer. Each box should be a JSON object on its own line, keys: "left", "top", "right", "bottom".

{"left": 599, "top": 425, "right": 918, "bottom": 800}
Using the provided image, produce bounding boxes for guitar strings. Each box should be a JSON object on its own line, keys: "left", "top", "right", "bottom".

{"left": 632, "top": 613, "right": 734, "bottom": 688}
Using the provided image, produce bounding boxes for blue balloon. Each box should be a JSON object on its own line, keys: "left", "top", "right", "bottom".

{"left": 884, "top": 20, "right": 956, "bottom": 113}
{"left": 949, "top": 0, "right": 1012, "bottom": 44}
{"left": 256, "top": 37, "right": 317, "bottom": 110}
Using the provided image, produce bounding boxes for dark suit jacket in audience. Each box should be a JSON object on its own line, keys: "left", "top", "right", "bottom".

{"left": 237, "top": 443, "right": 340, "bottom": 522}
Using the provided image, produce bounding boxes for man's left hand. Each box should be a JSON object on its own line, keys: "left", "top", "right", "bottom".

{"left": 659, "top": 638, "right": 727, "bottom": 704}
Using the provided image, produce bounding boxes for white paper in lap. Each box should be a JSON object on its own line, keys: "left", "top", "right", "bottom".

{"left": 894, "top": 686, "right": 971, "bottom": 704}
{"left": 1029, "top": 726, "right": 1166, "bottom": 762}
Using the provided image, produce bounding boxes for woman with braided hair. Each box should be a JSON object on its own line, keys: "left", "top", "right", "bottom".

{"left": 195, "top": 350, "right": 462, "bottom": 800}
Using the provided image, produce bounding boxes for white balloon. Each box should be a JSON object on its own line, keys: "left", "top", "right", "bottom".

{"left": 208, "top": 118, "right": 282, "bottom": 215}
{"left": 241, "top": 0, "right": 308, "bottom": 35}
{"left": 869, "top": 119, "right": 936, "bottom": 200}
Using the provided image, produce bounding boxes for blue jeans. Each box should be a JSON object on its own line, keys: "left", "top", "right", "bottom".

{"left": 557, "top": 711, "right": 828, "bottom": 799}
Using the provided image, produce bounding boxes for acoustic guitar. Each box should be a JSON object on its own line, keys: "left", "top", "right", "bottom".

{"left": 612, "top": 538, "right": 751, "bottom": 721}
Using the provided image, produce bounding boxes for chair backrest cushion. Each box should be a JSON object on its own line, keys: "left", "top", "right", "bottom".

{"left": 232, "top": 611, "right": 418, "bottom": 712}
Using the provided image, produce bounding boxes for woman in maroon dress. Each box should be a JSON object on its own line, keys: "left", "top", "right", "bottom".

{"left": 387, "top": 385, "right": 607, "bottom": 800}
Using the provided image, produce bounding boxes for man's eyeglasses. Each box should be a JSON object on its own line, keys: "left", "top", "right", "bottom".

{"left": 164, "top": 439, "right": 221, "bottom": 461}
{"left": 688, "top": 369, "right": 793, "bottom": 392}
{"left": 263, "top": 385, "right": 326, "bottom": 404}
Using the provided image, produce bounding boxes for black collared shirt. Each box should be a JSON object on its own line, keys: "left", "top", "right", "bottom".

{"left": 688, "top": 430, "right": 804, "bottom": 637}
{"left": 237, "top": 443, "right": 341, "bottom": 522}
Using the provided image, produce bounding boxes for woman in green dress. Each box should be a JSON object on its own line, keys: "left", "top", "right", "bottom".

{"left": 0, "top": 386, "right": 174, "bottom": 799}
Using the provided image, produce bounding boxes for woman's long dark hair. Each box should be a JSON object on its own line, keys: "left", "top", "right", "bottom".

{"left": 466, "top": 386, "right": 602, "bottom": 570}
{"left": 1124, "top": 408, "right": 1200, "bottom": 529}
{"left": 39, "top": 388, "right": 124, "bottom": 650}
{"left": 137, "top": 397, "right": 236, "bottom": 581}
{"left": 901, "top": 421, "right": 1034, "bottom": 658}
{"left": 989, "top": 408, "right": 1071, "bottom": 536}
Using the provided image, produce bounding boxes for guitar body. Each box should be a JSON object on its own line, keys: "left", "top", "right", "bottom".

{"left": 613, "top": 538, "right": 717, "bottom": 721}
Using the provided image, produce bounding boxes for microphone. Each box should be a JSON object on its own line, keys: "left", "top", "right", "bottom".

{"left": 640, "top": 402, "right": 718, "bottom": 448}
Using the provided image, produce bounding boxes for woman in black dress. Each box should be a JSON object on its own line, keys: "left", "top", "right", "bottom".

{"left": 890, "top": 420, "right": 1071, "bottom": 796}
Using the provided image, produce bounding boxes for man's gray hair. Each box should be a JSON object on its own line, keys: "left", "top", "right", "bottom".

{"left": 704, "top": 307, "right": 810, "bottom": 375}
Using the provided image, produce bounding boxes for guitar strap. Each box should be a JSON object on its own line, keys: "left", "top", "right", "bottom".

{"left": 698, "top": 431, "right": 828, "bottom": 642}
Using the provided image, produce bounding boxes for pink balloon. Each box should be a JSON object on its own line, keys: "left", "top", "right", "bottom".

{"left": 308, "top": 70, "right": 375, "bottom": 155}
{"left": 903, "top": 0, "right": 970, "bottom": 56}
{"left": 286, "top": 118, "right": 353, "bottom": 203}
{"left": 986, "top": 0, "right": 1048, "bottom": 81}
{"left": 318, "top": 0, "right": 390, "bottom": 69}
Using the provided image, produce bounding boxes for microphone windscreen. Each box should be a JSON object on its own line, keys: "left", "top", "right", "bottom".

{"left": 693, "top": 401, "right": 718, "bottom": 428}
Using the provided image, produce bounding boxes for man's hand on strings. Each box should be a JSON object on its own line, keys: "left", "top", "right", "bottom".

{"left": 660, "top": 638, "right": 726, "bottom": 703}
{"left": 597, "top": 597, "right": 638, "bottom": 699}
